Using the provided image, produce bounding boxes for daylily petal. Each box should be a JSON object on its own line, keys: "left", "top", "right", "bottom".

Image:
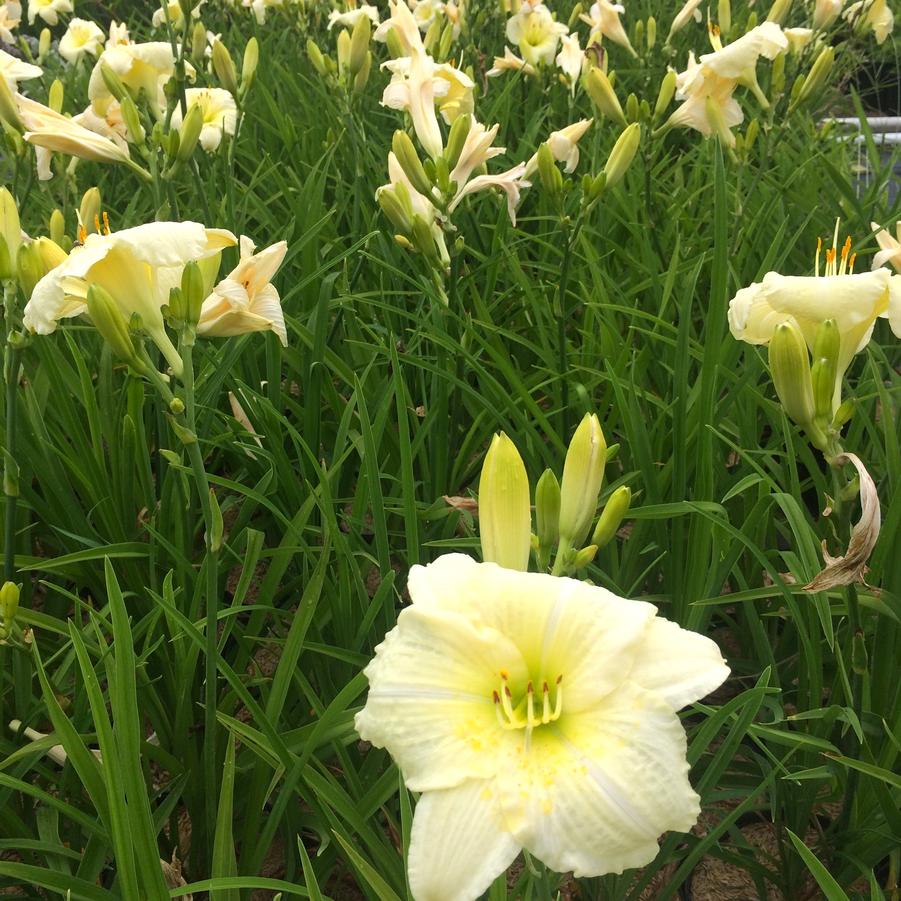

{"left": 408, "top": 781, "right": 521, "bottom": 901}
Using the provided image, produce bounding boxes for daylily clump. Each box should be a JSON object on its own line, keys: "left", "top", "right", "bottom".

{"left": 356, "top": 554, "right": 729, "bottom": 899}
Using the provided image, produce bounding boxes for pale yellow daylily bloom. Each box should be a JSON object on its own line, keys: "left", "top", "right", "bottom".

{"left": 872, "top": 221, "right": 901, "bottom": 272}
{"left": 784, "top": 26, "right": 815, "bottom": 52}
{"left": 374, "top": 0, "right": 427, "bottom": 57}
{"left": 579, "top": 0, "right": 635, "bottom": 56}
{"left": 355, "top": 554, "right": 729, "bottom": 900}
{"left": 243, "top": 0, "right": 284, "bottom": 25}
{"left": 449, "top": 120, "right": 505, "bottom": 188}
{"left": 411, "top": 0, "right": 446, "bottom": 32}
{"left": 27, "top": 0, "right": 72, "bottom": 26}
{"left": 0, "top": 47, "right": 41, "bottom": 90}
{"left": 381, "top": 53, "right": 448, "bottom": 159}
{"left": 555, "top": 33, "right": 585, "bottom": 93}
{"left": 59, "top": 18, "right": 106, "bottom": 64}
{"left": 449, "top": 162, "right": 531, "bottom": 226}
{"left": 327, "top": 4, "right": 380, "bottom": 29}
{"left": 0, "top": 2, "right": 22, "bottom": 44}
{"left": 152, "top": 0, "right": 204, "bottom": 29}
{"left": 197, "top": 236, "right": 288, "bottom": 345}
{"left": 506, "top": 1, "right": 568, "bottom": 67}
{"left": 812, "top": 0, "right": 843, "bottom": 28}
{"left": 525, "top": 118, "right": 593, "bottom": 177}
{"left": 487, "top": 46, "right": 537, "bottom": 77}
{"left": 728, "top": 234, "right": 901, "bottom": 406}
{"left": 171, "top": 88, "right": 237, "bottom": 152}
{"left": 843, "top": 0, "right": 893, "bottom": 43}
{"left": 88, "top": 42, "right": 180, "bottom": 119}
{"left": 24, "top": 221, "right": 236, "bottom": 373}
{"left": 72, "top": 99, "right": 131, "bottom": 150}
{"left": 105, "top": 19, "right": 130, "bottom": 49}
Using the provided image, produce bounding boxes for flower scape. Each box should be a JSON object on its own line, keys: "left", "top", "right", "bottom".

{"left": 0, "top": 0, "right": 897, "bottom": 898}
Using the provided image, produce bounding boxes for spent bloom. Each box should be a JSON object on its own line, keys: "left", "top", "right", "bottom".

{"left": 59, "top": 18, "right": 106, "bottom": 64}
{"left": 580, "top": 0, "right": 635, "bottom": 56}
{"left": 506, "top": 0, "right": 568, "bottom": 67}
{"left": 0, "top": 1, "right": 21, "bottom": 43}
{"left": 27, "top": 0, "right": 72, "bottom": 26}
{"left": 355, "top": 554, "right": 729, "bottom": 900}
{"left": 197, "top": 235, "right": 288, "bottom": 345}
{"left": 171, "top": 88, "right": 237, "bottom": 152}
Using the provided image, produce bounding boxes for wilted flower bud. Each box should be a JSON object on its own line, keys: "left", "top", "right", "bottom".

{"left": 392, "top": 131, "right": 434, "bottom": 198}
{"left": 603, "top": 122, "right": 641, "bottom": 190}
{"left": 769, "top": 320, "right": 815, "bottom": 427}
{"left": 558, "top": 413, "right": 607, "bottom": 549}
{"left": 479, "top": 432, "right": 531, "bottom": 571}
{"left": 212, "top": 40, "right": 239, "bottom": 96}
{"left": 585, "top": 68, "right": 627, "bottom": 127}
{"left": 591, "top": 485, "right": 631, "bottom": 548}
{"left": 87, "top": 283, "right": 141, "bottom": 367}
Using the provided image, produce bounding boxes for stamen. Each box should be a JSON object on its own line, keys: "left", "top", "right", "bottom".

{"left": 541, "top": 681, "right": 551, "bottom": 724}
{"left": 501, "top": 684, "right": 517, "bottom": 724}
{"left": 526, "top": 682, "right": 536, "bottom": 729}
{"left": 825, "top": 247, "right": 836, "bottom": 277}
{"left": 553, "top": 675, "right": 563, "bottom": 720}
{"left": 839, "top": 235, "right": 851, "bottom": 275}
{"left": 815, "top": 236, "right": 822, "bottom": 277}
{"left": 102, "top": 211, "right": 111, "bottom": 235}
{"left": 77, "top": 223, "right": 87, "bottom": 244}
{"left": 93, "top": 214, "right": 101, "bottom": 234}
{"left": 849, "top": 252, "right": 857, "bottom": 274}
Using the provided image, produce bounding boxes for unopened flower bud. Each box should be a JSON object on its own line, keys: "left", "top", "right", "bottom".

{"left": 78, "top": 188, "right": 101, "bottom": 237}
{"left": 336, "top": 29, "right": 351, "bottom": 77}
{"left": 537, "top": 142, "right": 563, "bottom": 195}
{"left": 35, "top": 237, "right": 67, "bottom": 273}
{"left": 212, "top": 40, "right": 239, "bottom": 96}
{"left": 181, "top": 260, "right": 204, "bottom": 325}
{"left": 603, "top": 122, "right": 641, "bottom": 190}
{"left": 423, "top": 18, "right": 441, "bottom": 53}
{"left": 0, "top": 581, "right": 19, "bottom": 638}
{"left": 438, "top": 22, "right": 454, "bottom": 59}
{"left": 653, "top": 70, "right": 676, "bottom": 121}
{"left": 38, "top": 28, "right": 51, "bottom": 62}
{"left": 16, "top": 243, "right": 44, "bottom": 299}
{"left": 444, "top": 113, "right": 471, "bottom": 171}
{"left": 769, "top": 321, "right": 815, "bottom": 426}
{"left": 585, "top": 68, "right": 626, "bottom": 126}
{"left": 479, "top": 432, "right": 531, "bottom": 571}
{"left": 766, "top": 0, "right": 792, "bottom": 24}
{"left": 534, "top": 468, "right": 560, "bottom": 569}
{"left": 48, "top": 209, "right": 65, "bottom": 246}
{"left": 792, "top": 45, "right": 834, "bottom": 111}
{"left": 191, "top": 21, "right": 207, "bottom": 59}
{"left": 385, "top": 27, "right": 404, "bottom": 59}
{"left": 307, "top": 39, "right": 329, "bottom": 76}
{"left": 646, "top": 16, "right": 657, "bottom": 49}
{"left": 353, "top": 51, "right": 372, "bottom": 93}
{"left": 175, "top": 101, "right": 204, "bottom": 162}
{"left": 567, "top": 2, "right": 583, "bottom": 29}
{"left": 705, "top": 95, "right": 734, "bottom": 146}
{"left": 242, "top": 37, "right": 259, "bottom": 93}
{"left": 591, "top": 484, "right": 631, "bottom": 548}
{"left": 559, "top": 413, "right": 606, "bottom": 549}
{"left": 811, "top": 318, "right": 840, "bottom": 418}
{"left": 349, "top": 14, "right": 371, "bottom": 77}
{"left": 0, "top": 188, "right": 21, "bottom": 278}
{"left": 832, "top": 399, "right": 854, "bottom": 429}
{"left": 377, "top": 184, "right": 414, "bottom": 234}
{"left": 87, "top": 284, "right": 141, "bottom": 366}
{"left": 0, "top": 76, "right": 23, "bottom": 132}
{"left": 571, "top": 544, "right": 598, "bottom": 570}
{"left": 624, "top": 92, "right": 640, "bottom": 123}
{"left": 410, "top": 214, "right": 439, "bottom": 261}
{"left": 718, "top": 0, "right": 731, "bottom": 33}
{"left": 392, "top": 130, "right": 434, "bottom": 198}
{"left": 101, "top": 63, "right": 129, "bottom": 103}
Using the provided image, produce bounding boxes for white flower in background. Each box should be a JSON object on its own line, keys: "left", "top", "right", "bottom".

{"left": 355, "top": 555, "right": 730, "bottom": 900}
{"left": 812, "top": 0, "right": 843, "bottom": 28}
{"left": 375, "top": 0, "right": 427, "bottom": 58}
{"left": 872, "top": 221, "right": 901, "bottom": 272}
{"left": 327, "top": 4, "right": 380, "bottom": 30}
{"left": 843, "top": 0, "right": 893, "bottom": 44}
{"left": 24, "top": 221, "right": 236, "bottom": 373}
{"left": 555, "top": 33, "right": 585, "bottom": 93}
{"left": 433, "top": 63, "right": 474, "bottom": 123}
{"left": 449, "top": 162, "right": 531, "bottom": 226}
{"left": 783, "top": 26, "right": 814, "bottom": 52}
{"left": 525, "top": 118, "right": 593, "bottom": 176}
{"left": 27, "top": 0, "right": 72, "bottom": 26}
{"left": 243, "top": 0, "right": 283, "bottom": 25}
{"left": 171, "top": 88, "right": 237, "bottom": 152}
{"left": 0, "top": 1, "right": 22, "bottom": 43}
{"left": 106, "top": 19, "right": 130, "bottom": 48}
{"left": 152, "top": 0, "right": 204, "bottom": 29}
{"left": 580, "top": 0, "right": 635, "bottom": 56}
{"left": 0, "top": 47, "right": 41, "bottom": 90}
{"left": 73, "top": 99, "right": 130, "bottom": 150}
{"left": 411, "top": 0, "right": 445, "bottom": 32}
{"left": 444, "top": 0, "right": 464, "bottom": 38}
{"left": 728, "top": 233, "right": 901, "bottom": 405}
{"left": 88, "top": 42, "right": 180, "bottom": 119}
{"left": 506, "top": 1, "right": 568, "bottom": 67}
{"left": 667, "top": 0, "right": 703, "bottom": 41}
{"left": 59, "top": 19, "right": 105, "bottom": 64}
{"left": 197, "top": 236, "right": 288, "bottom": 345}
{"left": 487, "top": 45, "right": 536, "bottom": 77}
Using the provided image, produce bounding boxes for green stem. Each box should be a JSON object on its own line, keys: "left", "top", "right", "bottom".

{"left": 836, "top": 582, "right": 864, "bottom": 835}
{"left": 3, "top": 280, "right": 19, "bottom": 584}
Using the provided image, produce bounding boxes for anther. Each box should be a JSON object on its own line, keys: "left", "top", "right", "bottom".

{"left": 102, "top": 211, "right": 111, "bottom": 235}
{"left": 93, "top": 214, "right": 101, "bottom": 234}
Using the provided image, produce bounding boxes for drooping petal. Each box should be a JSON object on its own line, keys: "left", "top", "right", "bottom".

{"left": 627, "top": 616, "right": 729, "bottom": 710}
{"left": 496, "top": 682, "right": 701, "bottom": 876}
{"left": 408, "top": 781, "right": 521, "bottom": 901}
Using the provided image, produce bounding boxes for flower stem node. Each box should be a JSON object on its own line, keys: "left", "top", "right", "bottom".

{"left": 479, "top": 432, "right": 531, "bottom": 572}
{"left": 592, "top": 484, "right": 632, "bottom": 548}
{"left": 558, "top": 413, "right": 607, "bottom": 550}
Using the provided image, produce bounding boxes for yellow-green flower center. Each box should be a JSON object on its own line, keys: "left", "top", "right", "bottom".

{"left": 493, "top": 671, "right": 563, "bottom": 737}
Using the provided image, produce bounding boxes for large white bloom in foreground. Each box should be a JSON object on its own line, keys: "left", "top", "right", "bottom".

{"left": 355, "top": 554, "right": 729, "bottom": 900}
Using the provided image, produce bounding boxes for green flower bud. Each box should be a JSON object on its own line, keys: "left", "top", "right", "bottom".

{"left": 191, "top": 21, "right": 207, "bottom": 60}
{"left": 175, "top": 101, "right": 204, "bottom": 163}
{"left": 212, "top": 40, "right": 239, "bottom": 96}
{"left": 479, "top": 432, "right": 531, "bottom": 571}
{"left": 35, "top": 237, "right": 67, "bottom": 273}
{"left": 646, "top": 16, "right": 657, "bottom": 49}
{"left": 48, "top": 79, "right": 64, "bottom": 114}
{"left": 49, "top": 209, "right": 65, "bottom": 247}
{"left": 744, "top": 118, "right": 759, "bottom": 152}
{"left": 567, "top": 3, "right": 583, "bottom": 29}
{"left": 559, "top": 413, "right": 607, "bottom": 549}
{"left": 625, "top": 92, "right": 640, "bottom": 123}
{"left": 78, "top": 188, "right": 101, "bottom": 239}
{"left": 444, "top": 114, "right": 471, "bottom": 172}
{"left": 38, "top": 28, "right": 51, "bottom": 62}
{"left": 603, "top": 122, "right": 641, "bottom": 190}
{"left": 766, "top": 0, "right": 792, "bottom": 24}
{"left": 377, "top": 184, "right": 414, "bottom": 234}
{"left": 534, "top": 468, "right": 560, "bottom": 569}
{"left": 423, "top": 18, "right": 441, "bottom": 53}
{"left": 792, "top": 46, "right": 834, "bottom": 111}
{"left": 771, "top": 51, "right": 785, "bottom": 96}
{"left": 87, "top": 283, "right": 141, "bottom": 367}
{"left": 438, "top": 22, "right": 454, "bottom": 59}
{"left": 242, "top": 37, "right": 260, "bottom": 93}
{"left": 811, "top": 356, "right": 837, "bottom": 422}
{"left": 570, "top": 544, "right": 598, "bottom": 570}
{"left": 585, "top": 68, "right": 626, "bottom": 126}
{"left": 0, "top": 75, "right": 24, "bottom": 132}
{"left": 704, "top": 95, "right": 734, "bottom": 147}
{"left": 16, "top": 242, "right": 44, "bottom": 299}
{"left": 718, "top": 0, "right": 731, "bottom": 33}
{"left": 181, "top": 260, "right": 204, "bottom": 326}
{"left": 410, "top": 214, "right": 439, "bottom": 261}
{"left": 101, "top": 62, "right": 129, "bottom": 103}
{"left": 591, "top": 484, "right": 631, "bottom": 548}
{"left": 537, "top": 142, "right": 563, "bottom": 196}
{"left": 392, "top": 130, "right": 434, "bottom": 198}
{"left": 653, "top": 71, "right": 676, "bottom": 122}
{"left": 349, "top": 14, "right": 371, "bottom": 77}
{"left": 306, "top": 39, "right": 329, "bottom": 76}
{"left": 769, "top": 321, "right": 815, "bottom": 426}
{"left": 832, "top": 399, "right": 854, "bottom": 429}
{"left": 0, "top": 188, "right": 21, "bottom": 278}
{"left": 385, "top": 27, "right": 404, "bottom": 59}
{"left": 747, "top": 11, "right": 758, "bottom": 28}
{"left": 0, "top": 581, "right": 19, "bottom": 638}
{"left": 352, "top": 51, "right": 372, "bottom": 93}
{"left": 336, "top": 29, "right": 351, "bottom": 77}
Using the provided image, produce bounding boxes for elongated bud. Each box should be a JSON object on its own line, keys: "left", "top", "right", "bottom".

{"left": 212, "top": 40, "right": 239, "bottom": 96}
{"left": 766, "top": 0, "right": 792, "bottom": 24}
{"left": 769, "top": 321, "right": 815, "bottom": 426}
{"left": 653, "top": 70, "right": 676, "bottom": 121}
{"left": 832, "top": 399, "right": 854, "bottom": 429}
{"left": 718, "top": 0, "right": 731, "bottom": 33}
{"left": 810, "top": 357, "right": 836, "bottom": 422}
{"left": 385, "top": 26, "right": 404, "bottom": 59}
{"left": 306, "top": 39, "right": 329, "bottom": 76}
{"left": 0, "top": 238, "right": 9, "bottom": 282}
{"left": 101, "top": 63, "right": 129, "bottom": 103}
{"left": 176, "top": 102, "right": 204, "bottom": 162}
{"left": 537, "top": 142, "right": 563, "bottom": 195}
{"left": 191, "top": 21, "right": 207, "bottom": 59}
{"left": 535, "top": 468, "right": 561, "bottom": 567}
{"left": 444, "top": 113, "right": 471, "bottom": 171}
{"left": 353, "top": 51, "right": 372, "bottom": 93}
{"left": 591, "top": 485, "right": 631, "bottom": 547}
{"left": 17, "top": 242, "right": 44, "bottom": 298}
{"left": 585, "top": 68, "right": 626, "bottom": 126}
{"left": 119, "top": 93, "right": 145, "bottom": 145}
{"left": 771, "top": 52, "right": 785, "bottom": 96}
{"left": 744, "top": 118, "right": 759, "bottom": 151}
{"left": 336, "top": 29, "right": 351, "bottom": 77}
{"left": 567, "top": 2, "right": 583, "bottom": 29}
{"left": 851, "top": 630, "right": 867, "bottom": 675}
{"left": 410, "top": 214, "right": 439, "bottom": 261}
{"left": 603, "top": 122, "right": 641, "bottom": 190}
{"left": 813, "top": 318, "right": 840, "bottom": 368}
{"left": 646, "top": 16, "right": 657, "bottom": 49}
{"left": 181, "top": 260, "right": 204, "bottom": 326}
{"left": 0, "top": 188, "right": 21, "bottom": 277}
{"left": 49, "top": 209, "right": 65, "bottom": 246}
{"left": 793, "top": 45, "right": 834, "bottom": 110}
{"left": 48, "top": 79, "right": 64, "bottom": 114}
{"left": 479, "top": 432, "right": 531, "bottom": 571}
{"left": 438, "top": 21, "right": 454, "bottom": 59}
{"left": 79, "top": 188, "right": 101, "bottom": 236}
{"left": 0, "top": 582, "right": 19, "bottom": 639}
{"left": 571, "top": 544, "right": 598, "bottom": 570}
{"left": 0, "top": 76, "right": 23, "bottom": 131}
{"left": 209, "top": 488, "right": 224, "bottom": 552}
{"left": 87, "top": 284, "right": 141, "bottom": 366}
{"left": 35, "top": 237, "right": 67, "bottom": 272}
{"left": 392, "top": 131, "right": 434, "bottom": 198}
{"left": 559, "top": 413, "right": 607, "bottom": 549}
{"left": 811, "top": 317, "right": 840, "bottom": 417}
{"left": 38, "top": 28, "right": 51, "bottom": 62}
{"left": 377, "top": 184, "right": 414, "bottom": 234}
{"left": 423, "top": 18, "right": 441, "bottom": 53}
{"left": 624, "top": 92, "right": 640, "bottom": 123}
{"left": 242, "top": 37, "right": 259, "bottom": 92}
{"left": 349, "top": 15, "right": 371, "bottom": 77}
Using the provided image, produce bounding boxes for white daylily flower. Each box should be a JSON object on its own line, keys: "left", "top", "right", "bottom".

{"left": 411, "top": 0, "right": 445, "bottom": 32}
{"left": 579, "top": 0, "right": 635, "bottom": 56}
{"left": 784, "top": 27, "right": 815, "bottom": 52}
{"left": 872, "top": 221, "right": 901, "bottom": 272}
{"left": 355, "top": 554, "right": 730, "bottom": 900}
{"left": 449, "top": 120, "right": 505, "bottom": 188}
{"left": 843, "top": 0, "right": 893, "bottom": 43}
{"left": 171, "top": 88, "right": 237, "bottom": 152}
{"left": 525, "top": 118, "right": 593, "bottom": 176}
{"left": 449, "top": 162, "right": 531, "bottom": 226}
{"left": 73, "top": 99, "right": 131, "bottom": 150}
{"left": 106, "top": 19, "right": 130, "bottom": 49}
{"left": 555, "top": 33, "right": 585, "bottom": 93}
{"left": 243, "top": 0, "right": 283, "bottom": 25}
{"left": 0, "top": 1, "right": 22, "bottom": 44}
{"left": 59, "top": 18, "right": 106, "bottom": 64}
{"left": 197, "top": 236, "right": 288, "bottom": 346}
{"left": 668, "top": 0, "right": 703, "bottom": 40}
{"left": 24, "top": 221, "right": 236, "bottom": 373}
{"left": 487, "top": 45, "right": 537, "bottom": 77}
{"left": 88, "top": 42, "right": 180, "bottom": 119}
{"left": 812, "top": 0, "right": 843, "bottom": 28}
{"left": 728, "top": 234, "right": 901, "bottom": 406}
{"left": 381, "top": 53, "right": 447, "bottom": 159}
{"left": 27, "top": 0, "right": 72, "bottom": 26}
{"left": 152, "top": 0, "right": 204, "bottom": 29}
{"left": 327, "top": 4, "right": 380, "bottom": 29}
{"left": 374, "top": 0, "right": 426, "bottom": 56}
{"left": 0, "top": 47, "right": 41, "bottom": 90}
{"left": 506, "top": 1, "right": 568, "bottom": 67}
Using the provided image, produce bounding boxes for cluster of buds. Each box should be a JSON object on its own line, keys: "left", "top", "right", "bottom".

{"left": 478, "top": 414, "right": 632, "bottom": 577}
{"left": 308, "top": 8, "right": 375, "bottom": 94}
